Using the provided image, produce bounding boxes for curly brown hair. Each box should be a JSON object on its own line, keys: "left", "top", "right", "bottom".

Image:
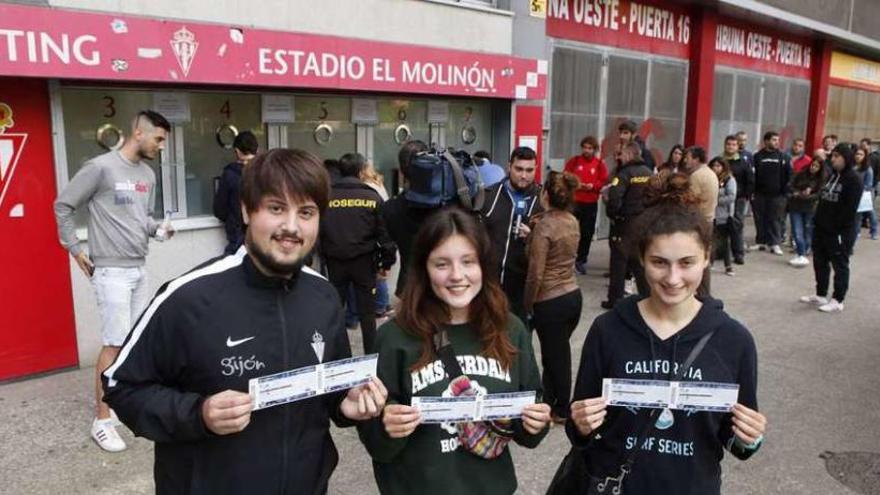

{"left": 630, "top": 172, "right": 712, "bottom": 258}
{"left": 544, "top": 171, "right": 580, "bottom": 211}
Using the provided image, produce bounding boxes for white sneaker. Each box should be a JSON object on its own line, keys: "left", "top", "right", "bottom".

{"left": 747, "top": 244, "right": 765, "bottom": 252}
{"left": 818, "top": 299, "right": 845, "bottom": 313}
{"left": 770, "top": 245, "right": 784, "bottom": 256}
{"left": 789, "top": 256, "right": 809, "bottom": 267}
{"left": 799, "top": 295, "right": 828, "bottom": 305}
{"left": 91, "top": 418, "right": 127, "bottom": 452}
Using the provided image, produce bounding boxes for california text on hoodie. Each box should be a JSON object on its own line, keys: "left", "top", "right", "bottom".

{"left": 103, "top": 250, "right": 355, "bottom": 494}
{"left": 566, "top": 296, "right": 759, "bottom": 495}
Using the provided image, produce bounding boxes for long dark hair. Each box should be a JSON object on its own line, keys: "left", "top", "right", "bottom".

{"left": 855, "top": 147, "right": 869, "bottom": 172}
{"left": 660, "top": 144, "right": 685, "bottom": 171}
{"left": 397, "top": 208, "right": 516, "bottom": 371}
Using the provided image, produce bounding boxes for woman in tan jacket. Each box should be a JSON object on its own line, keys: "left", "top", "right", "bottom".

{"left": 525, "top": 171, "right": 583, "bottom": 423}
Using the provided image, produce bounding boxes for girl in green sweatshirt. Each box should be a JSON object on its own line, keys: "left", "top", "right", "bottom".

{"left": 357, "top": 207, "right": 551, "bottom": 494}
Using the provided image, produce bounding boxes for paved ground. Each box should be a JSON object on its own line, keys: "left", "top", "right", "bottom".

{"left": 2, "top": 222, "right": 879, "bottom": 494}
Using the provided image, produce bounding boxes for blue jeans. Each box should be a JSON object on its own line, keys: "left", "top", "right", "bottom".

{"left": 855, "top": 209, "right": 878, "bottom": 240}
{"left": 345, "top": 278, "right": 390, "bottom": 327}
{"left": 789, "top": 211, "right": 814, "bottom": 256}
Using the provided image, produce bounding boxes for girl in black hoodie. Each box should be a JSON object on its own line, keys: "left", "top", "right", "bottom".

{"left": 565, "top": 173, "right": 766, "bottom": 495}
{"left": 799, "top": 144, "right": 863, "bottom": 313}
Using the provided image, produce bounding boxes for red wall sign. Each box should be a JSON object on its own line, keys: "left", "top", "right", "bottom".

{"left": 546, "top": 0, "right": 693, "bottom": 59}
{"left": 0, "top": 3, "right": 546, "bottom": 100}
{"left": 0, "top": 78, "right": 78, "bottom": 381}
{"left": 714, "top": 17, "right": 812, "bottom": 79}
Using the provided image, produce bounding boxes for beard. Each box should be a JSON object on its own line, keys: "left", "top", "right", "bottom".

{"left": 246, "top": 233, "right": 308, "bottom": 278}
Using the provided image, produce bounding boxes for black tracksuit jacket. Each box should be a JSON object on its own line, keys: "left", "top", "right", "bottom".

{"left": 103, "top": 251, "right": 354, "bottom": 494}
{"left": 320, "top": 177, "right": 395, "bottom": 269}
{"left": 753, "top": 149, "right": 792, "bottom": 196}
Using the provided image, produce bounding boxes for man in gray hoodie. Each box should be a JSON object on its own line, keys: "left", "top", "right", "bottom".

{"left": 54, "top": 110, "right": 172, "bottom": 452}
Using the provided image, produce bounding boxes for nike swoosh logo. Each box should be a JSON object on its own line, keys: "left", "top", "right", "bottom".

{"left": 226, "top": 336, "right": 255, "bottom": 347}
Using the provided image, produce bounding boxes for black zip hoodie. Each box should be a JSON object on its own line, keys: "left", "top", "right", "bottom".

{"left": 814, "top": 146, "right": 863, "bottom": 237}
{"left": 481, "top": 180, "right": 543, "bottom": 285}
{"left": 566, "top": 296, "right": 759, "bottom": 495}
{"left": 103, "top": 250, "right": 354, "bottom": 494}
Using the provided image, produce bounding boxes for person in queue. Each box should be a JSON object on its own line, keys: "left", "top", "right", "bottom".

{"left": 524, "top": 171, "right": 582, "bottom": 423}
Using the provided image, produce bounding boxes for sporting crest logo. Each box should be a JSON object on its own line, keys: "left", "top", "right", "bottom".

{"left": 170, "top": 26, "right": 198, "bottom": 78}
{"left": 0, "top": 102, "right": 27, "bottom": 216}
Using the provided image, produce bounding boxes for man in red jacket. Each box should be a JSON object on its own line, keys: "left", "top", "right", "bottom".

{"left": 564, "top": 135, "right": 609, "bottom": 275}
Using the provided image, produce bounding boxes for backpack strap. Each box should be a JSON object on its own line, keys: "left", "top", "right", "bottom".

{"left": 433, "top": 329, "right": 465, "bottom": 379}
{"left": 443, "top": 150, "right": 485, "bottom": 212}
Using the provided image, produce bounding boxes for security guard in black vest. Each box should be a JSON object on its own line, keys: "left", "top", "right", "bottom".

{"left": 319, "top": 153, "right": 395, "bottom": 353}
{"left": 601, "top": 142, "right": 652, "bottom": 309}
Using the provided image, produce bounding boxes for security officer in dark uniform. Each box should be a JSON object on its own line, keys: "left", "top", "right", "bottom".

{"left": 319, "top": 153, "right": 395, "bottom": 353}
{"left": 601, "top": 142, "right": 652, "bottom": 309}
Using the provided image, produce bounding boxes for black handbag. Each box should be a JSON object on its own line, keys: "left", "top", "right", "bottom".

{"left": 546, "top": 330, "right": 716, "bottom": 495}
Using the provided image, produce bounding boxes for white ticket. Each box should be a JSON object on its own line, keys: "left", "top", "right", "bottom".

{"left": 479, "top": 391, "right": 536, "bottom": 421}
{"left": 602, "top": 378, "right": 673, "bottom": 409}
{"left": 411, "top": 396, "right": 477, "bottom": 424}
{"left": 321, "top": 354, "right": 379, "bottom": 393}
{"left": 249, "top": 354, "right": 378, "bottom": 411}
{"left": 412, "top": 391, "right": 537, "bottom": 423}
{"left": 672, "top": 381, "right": 739, "bottom": 412}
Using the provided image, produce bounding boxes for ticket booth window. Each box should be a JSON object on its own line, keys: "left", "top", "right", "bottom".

{"left": 60, "top": 88, "right": 162, "bottom": 226}
{"left": 285, "top": 96, "right": 356, "bottom": 163}
{"left": 58, "top": 87, "right": 271, "bottom": 223}
{"left": 448, "top": 100, "right": 492, "bottom": 155}
{"left": 374, "top": 99, "right": 429, "bottom": 175}
{"left": 179, "top": 93, "right": 266, "bottom": 217}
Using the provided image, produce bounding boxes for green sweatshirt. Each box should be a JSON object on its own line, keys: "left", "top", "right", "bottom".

{"left": 357, "top": 315, "right": 548, "bottom": 494}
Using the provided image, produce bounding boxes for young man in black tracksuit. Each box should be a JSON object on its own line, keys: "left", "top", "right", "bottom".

{"left": 320, "top": 153, "right": 396, "bottom": 354}
{"left": 481, "top": 146, "right": 543, "bottom": 324}
{"left": 602, "top": 142, "right": 652, "bottom": 309}
{"left": 800, "top": 144, "right": 863, "bottom": 313}
{"left": 103, "top": 149, "right": 387, "bottom": 495}
{"left": 751, "top": 131, "right": 792, "bottom": 255}
{"left": 722, "top": 134, "right": 754, "bottom": 264}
